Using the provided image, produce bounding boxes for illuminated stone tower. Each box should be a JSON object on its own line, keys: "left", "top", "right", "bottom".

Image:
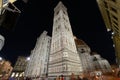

{"left": 48, "top": 1, "right": 83, "bottom": 78}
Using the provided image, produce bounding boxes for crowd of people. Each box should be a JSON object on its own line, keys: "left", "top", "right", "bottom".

{"left": 8, "top": 73, "right": 90, "bottom": 80}
{"left": 53, "top": 73, "right": 89, "bottom": 80}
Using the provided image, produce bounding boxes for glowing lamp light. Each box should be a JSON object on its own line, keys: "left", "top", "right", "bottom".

{"left": 112, "top": 70, "right": 115, "bottom": 72}
{"left": 112, "top": 32, "right": 114, "bottom": 35}
{"left": 15, "top": 73, "right": 19, "bottom": 77}
{"left": 11, "top": 72, "right": 15, "bottom": 77}
{"left": 111, "top": 36, "right": 113, "bottom": 39}
{"left": 27, "top": 57, "right": 30, "bottom": 61}
{"left": 113, "top": 44, "right": 115, "bottom": 47}
{"left": 107, "top": 28, "right": 111, "bottom": 32}
{"left": 0, "top": 57, "right": 2, "bottom": 60}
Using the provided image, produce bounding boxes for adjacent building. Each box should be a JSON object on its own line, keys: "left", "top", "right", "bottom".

{"left": 0, "top": 0, "right": 17, "bottom": 15}
{"left": 10, "top": 56, "right": 28, "bottom": 78}
{"left": 0, "top": 0, "right": 21, "bottom": 30}
{"left": 0, "top": 60, "right": 13, "bottom": 79}
{"left": 96, "top": 0, "right": 120, "bottom": 66}
{"left": 25, "top": 31, "right": 51, "bottom": 78}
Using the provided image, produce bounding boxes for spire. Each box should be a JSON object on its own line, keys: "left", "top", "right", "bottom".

{"left": 54, "top": 1, "right": 67, "bottom": 12}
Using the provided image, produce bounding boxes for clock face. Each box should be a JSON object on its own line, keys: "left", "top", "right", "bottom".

{"left": 63, "top": 52, "right": 68, "bottom": 57}
{"left": 80, "top": 48, "right": 85, "bottom": 53}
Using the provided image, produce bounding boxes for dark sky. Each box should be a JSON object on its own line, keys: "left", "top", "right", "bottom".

{"left": 0, "top": 0, "right": 116, "bottom": 66}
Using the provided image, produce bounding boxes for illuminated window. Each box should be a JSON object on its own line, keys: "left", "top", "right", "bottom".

{"left": 15, "top": 73, "right": 19, "bottom": 77}
{"left": 19, "top": 73, "right": 22, "bottom": 77}
{"left": 11, "top": 72, "right": 15, "bottom": 77}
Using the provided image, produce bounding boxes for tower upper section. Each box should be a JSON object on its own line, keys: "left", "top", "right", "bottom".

{"left": 51, "top": 1, "right": 77, "bottom": 53}
{"left": 54, "top": 1, "right": 67, "bottom": 16}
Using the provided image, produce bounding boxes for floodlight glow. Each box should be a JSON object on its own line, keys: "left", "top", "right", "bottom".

{"left": 0, "top": 57, "right": 2, "bottom": 60}
{"left": 111, "top": 36, "right": 113, "bottom": 39}
{"left": 113, "top": 44, "right": 115, "bottom": 47}
{"left": 112, "top": 32, "right": 114, "bottom": 35}
{"left": 107, "top": 28, "right": 111, "bottom": 32}
{"left": 27, "top": 57, "right": 30, "bottom": 61}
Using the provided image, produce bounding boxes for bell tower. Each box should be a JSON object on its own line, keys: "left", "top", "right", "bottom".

{"left": 48, "top": 1, "right": 83, "bottom": 79}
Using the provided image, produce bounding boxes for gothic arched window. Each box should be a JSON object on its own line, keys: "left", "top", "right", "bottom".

{"left": 63, "top": 10, "right": 66, "bottom": 14}
{"left": 56, "top": 11, "right": 59, "bottom": 15}
{"left": 58, "top": 25, "right": 60, "bottom": 29}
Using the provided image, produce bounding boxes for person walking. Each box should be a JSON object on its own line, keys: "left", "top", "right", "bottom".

{"left": 56, "top": 76, "right": 60, "bottom": 80}
{"left": 70, "top": 73, "right": 76, "bottom": 80}
{"left": 77, "top": 75, "right": 82, "bottom": 80}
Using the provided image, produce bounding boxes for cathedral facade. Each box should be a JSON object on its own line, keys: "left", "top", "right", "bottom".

{"left": 24, "top": 31, "right": 51, "bottom": 78}
{"left": 75, "top": 38, "right": 94, "bottom": 74}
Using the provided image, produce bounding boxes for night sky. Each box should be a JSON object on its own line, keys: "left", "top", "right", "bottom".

{"left": 0, "top": 0, "right": 116, "bottom": 66}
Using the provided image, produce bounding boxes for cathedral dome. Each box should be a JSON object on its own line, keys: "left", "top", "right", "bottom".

{"left": 74, "top": 38, "right": 86, "bottom": 45}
